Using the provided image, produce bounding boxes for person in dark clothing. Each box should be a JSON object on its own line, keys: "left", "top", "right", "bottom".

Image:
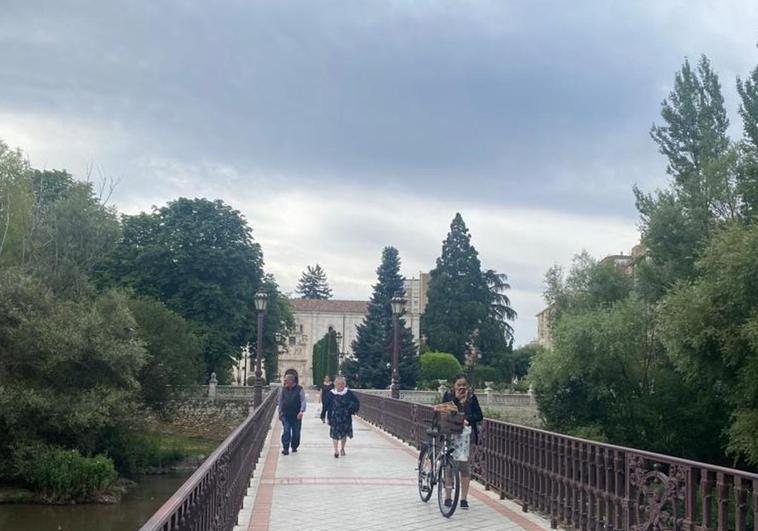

{"left": 324, "top": 375, "right": 360, "bottom": 458}
{"left": 441, "top": 373, "right": 483, "bottom": 510}
{"left": 320, "top": 375, "right": 334, "bottom": 423}
{"left": 278, "top": 372, "right": 306, "bottom": 455}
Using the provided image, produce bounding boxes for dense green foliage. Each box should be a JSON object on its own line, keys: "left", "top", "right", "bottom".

{"left": 295, "top": 264, "right": 332, "bottom": 299}
{"left": 98, "top": 198, "right": 279, "bottom": 382}
{"left": 422, "top": 214, "right": 516, "bottom": 365}
{"left": 312, "top": 328, "right": 339, "bottom": 386}
{"left": 344, "top": 247, "right": 418, "bottom": 389}
{"left": 532, "top": 55, "right": 758, "bottom": 468}
{"left": 0, "top": 141, "right": 289, "bottom": 498}
{"left": 14, "top": 445, "right": 117, "bottom": 502}
{"left": 419, "top": 352, "right": 462, "bottom": 385}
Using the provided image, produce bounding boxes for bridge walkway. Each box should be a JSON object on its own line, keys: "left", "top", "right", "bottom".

{"left": 233, "top": 400, "right": 552, "bottom": 531}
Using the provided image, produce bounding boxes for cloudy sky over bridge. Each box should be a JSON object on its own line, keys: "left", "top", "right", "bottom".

{"left": 1, "top": 1, "right": 756, "bottom": 344}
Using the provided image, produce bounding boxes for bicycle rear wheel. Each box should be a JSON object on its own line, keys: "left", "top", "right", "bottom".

{"left": 436, "top": 455, "right": 460, "bottom": 518}
{"left": 417, "top": 445, "right": 434, "bottom": 502}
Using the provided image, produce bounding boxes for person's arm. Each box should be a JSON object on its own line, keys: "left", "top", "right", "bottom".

{"left": 468, "top": 394, "right": 484, "bottom": 424}
{"left": 296, "top": 387, "right": 306, "bottom": 419}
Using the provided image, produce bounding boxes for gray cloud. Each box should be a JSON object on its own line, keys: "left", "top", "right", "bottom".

{"left": 1, "top": 0, "right": 757, "bottom": 343}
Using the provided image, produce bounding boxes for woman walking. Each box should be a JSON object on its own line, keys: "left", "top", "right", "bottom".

{"left": 324, "top": 375, "right": 360, "bottom": 458}
{"left": 442, "top": 373, "right": 483, "bottom": 510}
{"left": 320, "top": 375, "right": 334, "bottom": 423}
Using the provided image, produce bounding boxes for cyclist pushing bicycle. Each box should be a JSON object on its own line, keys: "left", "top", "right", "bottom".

{"left": 418, "top": 372, "right": 483, "bottom": 517}
{"left": 441, "top": 373, "right": 483, "bottom": 510}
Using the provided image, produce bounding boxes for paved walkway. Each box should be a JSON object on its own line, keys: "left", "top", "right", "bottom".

{"left": 234, "top": 400, "right": 552, "bottom": 531}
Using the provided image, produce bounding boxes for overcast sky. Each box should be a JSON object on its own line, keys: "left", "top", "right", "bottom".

{"left": 1, "top": 1, "right": 757, "bottom": 345}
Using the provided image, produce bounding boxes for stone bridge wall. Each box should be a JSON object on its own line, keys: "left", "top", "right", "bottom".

{"left": 146, "top": 398, "right": 253, "bottom": 439}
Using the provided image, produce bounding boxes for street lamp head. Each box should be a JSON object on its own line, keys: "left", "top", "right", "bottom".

{"left": 254, "top": 291, "right": 268, "bottom": 312}
{"left": 391, "top": 295, "right": 406, "bottom": 316}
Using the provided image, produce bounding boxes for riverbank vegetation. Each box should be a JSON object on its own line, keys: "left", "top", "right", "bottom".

{"left": 0, "top": 143, "right": 292, "bottom": 502}
{"left": 531, "top": 55, "right": 758, "bottom": 470}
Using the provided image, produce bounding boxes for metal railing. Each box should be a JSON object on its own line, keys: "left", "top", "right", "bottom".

{"left": 139, "top": 388, "right": 279, "bottom": 531}
{"left": 355, "top": 391, "right": 758, "bottom": 530}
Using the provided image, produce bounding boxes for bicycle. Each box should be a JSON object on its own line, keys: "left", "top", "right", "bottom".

{"left": 417, "top": 410, "right": 463, "bottom": 518}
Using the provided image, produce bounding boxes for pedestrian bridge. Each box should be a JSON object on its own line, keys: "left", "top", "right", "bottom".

{"left": 140, "top": 390, "right": 758, "bottom": 531}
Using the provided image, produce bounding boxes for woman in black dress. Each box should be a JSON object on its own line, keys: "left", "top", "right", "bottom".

{"left": 325, "top": 375, "right": 360, "bottom": 458}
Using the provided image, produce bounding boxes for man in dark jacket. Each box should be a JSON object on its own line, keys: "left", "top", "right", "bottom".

{"left": 278, "top": 372, "right": 306, "bottom": 455}
{"left": 320, "top": 375, "right": 334, "bottom": 423}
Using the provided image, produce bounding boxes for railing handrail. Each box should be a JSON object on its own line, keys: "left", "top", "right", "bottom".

{"left": 139, "top": 389, "right": 279, "bottom": 531}
{"left": 353, "top": 391, "right": 758, "bottom": 530}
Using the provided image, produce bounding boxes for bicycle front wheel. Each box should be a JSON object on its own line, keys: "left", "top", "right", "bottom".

{"left": 417, "top": 445, "right": 434, "bottom": 502}
{"left": 436, "top": 456, "right": 460, "bottom": 518}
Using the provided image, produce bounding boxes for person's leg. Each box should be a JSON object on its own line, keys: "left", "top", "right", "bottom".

{"left": 339, "top": 436, "right": 346, "bottom": 455}
{"left": 291, "top": 418, "right": 302, "bottom": 451}
{"left": 332, "top": 438, "right": 339, "bottom": 457}
{"left": 281, "top": 417, "right": 292, "bottom": 454}
{"left": 459, "top": 461, "right": 471, "bottom": 508}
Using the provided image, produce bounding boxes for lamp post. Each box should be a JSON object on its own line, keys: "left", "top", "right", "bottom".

{"left": 253, "top": 291, "right": 268, "bottom": 408}
{"left": 336, "top": 331, "right": 343, "bottom": 375}
{"left": 390, "top": 294, "right": 405, "bottom": 399}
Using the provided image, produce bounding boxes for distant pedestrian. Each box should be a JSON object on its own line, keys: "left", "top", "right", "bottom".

{"left": 278, "top": 372, "right": 306, "bottom": 455}
{"left": 320, "top": 375, "right": 334, "bottom": 423}
{"left": 442, "top": 373, "right": 483, "bottom": 510}
{"left": 324, "top": 375, "right": 360, "bottom": 458}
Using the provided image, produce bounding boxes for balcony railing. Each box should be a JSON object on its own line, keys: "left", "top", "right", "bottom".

{"left": 354, "top": 391, "right": 758, "bottom": 530}
{"left": 139, "top": 388, "right": 279, "bottom": 531}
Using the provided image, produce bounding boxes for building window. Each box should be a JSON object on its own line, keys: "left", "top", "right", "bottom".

{"left": 299, "top": 324, "right": 303, "bottom": 333}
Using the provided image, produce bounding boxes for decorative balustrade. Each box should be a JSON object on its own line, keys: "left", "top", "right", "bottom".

{"left": 139, "top": 388, "right": 279, "bottom": 531}
{"left": 357, "top": 388, "right": 536, "bottom": 407}
{"left": 171, "top": 385, "right": 271, "bottom": 400}
{"left": 354, "top": 391, "right": 758, "bottom": 530}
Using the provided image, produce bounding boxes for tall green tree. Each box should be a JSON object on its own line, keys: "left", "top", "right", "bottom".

{"left": 99, "top": 198, "right": 264, "bottom": 381}
{"left": 345, "top": 247, "right": 418, "bottom": 389}
{"left": 736, "top": 63, "right": 758, "bottom": 218}
{"left": 312, "top": 327, "right": 339, "bottom": 386}
{"left": 635, "top": 55, "right": 737, "bottom": 297}
{"left": 659, "top": 222, "right": 758, "bottom": 466}
{"left": 422, "top": 213, "right": 496, "bottom": 363}
{"left": 295, "top": 264, "right": 333, "bottom": 299}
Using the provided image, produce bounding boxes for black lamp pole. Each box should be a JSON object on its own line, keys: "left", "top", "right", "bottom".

{"left": 253, "top": 292, "right": 268, "bottom": 408}
{"left": 390, "top": 294, "right": 405, "bottom": 399}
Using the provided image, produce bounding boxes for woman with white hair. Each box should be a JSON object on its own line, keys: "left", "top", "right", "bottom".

{"left": 324, "top": 375, "right": 360, "bottom": 458}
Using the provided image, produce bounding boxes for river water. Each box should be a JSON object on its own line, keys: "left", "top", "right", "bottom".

{"left": 0, "top": 470, "right": 193, "bottom": 531}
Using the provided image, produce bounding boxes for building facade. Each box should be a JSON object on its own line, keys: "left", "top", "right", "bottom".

{"left": 281, "top": 272, "right": 430, "bottom": 387}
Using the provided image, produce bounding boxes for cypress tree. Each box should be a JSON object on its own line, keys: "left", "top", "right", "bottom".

{"left": 296, "top": 264, "right": 333, "bottom": 299}
{"left": 345, "top": 247, "right": 418, "bottom": 389}
{"left": 422, "top": 213, "right": 492, "bottom": 364}
{"left": 312, "top": 328, "right": 338, "bottom": 386}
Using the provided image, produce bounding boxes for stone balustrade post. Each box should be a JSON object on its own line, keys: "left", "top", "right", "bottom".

{"left": 208, "top": 372, "right": 218, "bottom": 399}
{"left": 485, "top": 381, "right": 494, "bottom": 406}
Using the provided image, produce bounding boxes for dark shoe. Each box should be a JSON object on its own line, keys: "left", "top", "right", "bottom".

{"left": 334, "top": 452, "right": 339, "bottom": 458}
{"left": 444, "top": 498, "right": 452, "bottom": 507}
{"left": 281, "top": 449, "right": 289, "bottom": 455}
{"left": 291, "top": 448, "right": 298, "bottom": 453}
{"left": 460, "top": 500, "right": 469, "bottom": 509}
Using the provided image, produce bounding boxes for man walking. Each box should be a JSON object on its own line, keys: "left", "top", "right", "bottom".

{"left": 278, "top": 372, "right": 306, "bottom": 455}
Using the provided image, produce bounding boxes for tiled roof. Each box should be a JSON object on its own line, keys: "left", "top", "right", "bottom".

{"left": 288, "top": 299, "right": 369, "bottom": 314}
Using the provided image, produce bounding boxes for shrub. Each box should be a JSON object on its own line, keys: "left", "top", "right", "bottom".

{"left": 14, "top": 445, "right": 117, "bottom": 502}
{"left": 466, "top": 365, "right": 501, "bottom": 388}
{"left": 419, "top": 352, "right": 462, "bottom": 384}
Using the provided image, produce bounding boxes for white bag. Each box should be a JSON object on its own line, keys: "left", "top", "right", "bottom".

{"left": 450, "top": 425, "right": 472, "bottom": 462}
